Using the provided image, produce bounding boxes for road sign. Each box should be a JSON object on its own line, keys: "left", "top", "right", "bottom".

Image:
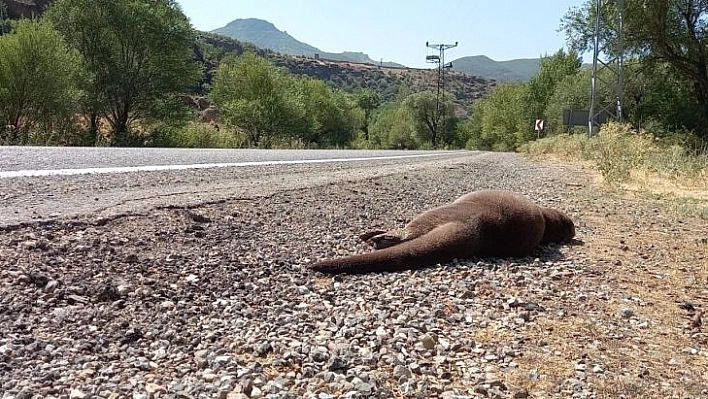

{"left": 534, "top": 119, "right": 544, "bottom": 131}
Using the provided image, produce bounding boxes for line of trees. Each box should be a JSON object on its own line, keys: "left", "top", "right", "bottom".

{"left": 0, "top": 0, "right": 460, "bottom": 149}
{"left": 461, "top": 0, "right": 708, "bottom": 151}
{"left": 4, "top": 0, "right": 703, "bottom": 150}
{"left": 0, "top": 0, "right": 199, "bottom": 146}
{"left": 210, "top": 52, "right": 363, "bottom": 148}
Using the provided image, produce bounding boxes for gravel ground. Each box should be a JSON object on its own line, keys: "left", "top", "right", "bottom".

{"left": 1, "top": 153, "right": 706, "bottom": 398}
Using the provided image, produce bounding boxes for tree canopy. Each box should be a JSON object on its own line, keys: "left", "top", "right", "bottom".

{"left": 46, "top": 0, "right": 200, "bottom": 145}
{"left": 0, "top": 19, "right": 81, "bottom": 144}
{"left": 562, "top": 0, "right": 708, "bottom": 132}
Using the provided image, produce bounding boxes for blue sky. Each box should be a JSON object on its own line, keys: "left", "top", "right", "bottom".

{"left": 176, "top": 0, "right": 589, "bottom": 68}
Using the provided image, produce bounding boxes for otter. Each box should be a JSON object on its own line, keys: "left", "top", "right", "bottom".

{"left": 308, "top": 190, "right": 575, "bottom": 274}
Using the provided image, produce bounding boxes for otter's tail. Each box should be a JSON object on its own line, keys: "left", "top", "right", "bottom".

{"left": 308, "top": 222, "right": 469, "bottom": 274}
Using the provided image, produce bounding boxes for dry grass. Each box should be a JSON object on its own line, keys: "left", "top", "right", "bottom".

{"left": 522, "top": 123, "right": 708, "bottom": 220}
{"left": 500, "top": 161, "right": 708, "bottom": 397}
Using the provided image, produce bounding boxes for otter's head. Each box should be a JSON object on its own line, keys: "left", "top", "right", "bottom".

{"left": 540, "top": 207, "right": 575, "bottom": 243}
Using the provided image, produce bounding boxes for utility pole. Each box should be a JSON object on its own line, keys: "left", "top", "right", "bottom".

{"left": 425, "top": 41, "right": 458, "bottom": 145}
{"left": 589, "top": 0, "right": 625, "bottom": 136}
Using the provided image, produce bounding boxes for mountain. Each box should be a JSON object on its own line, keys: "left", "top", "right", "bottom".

{"left": 196, "top": 33, "right": 496, "bottom": 112}
{"left": 213, "top": 18, "right": 319, "bottom": 56}
{"left": 451, "top": 55, "right": 541, "bottom": 82}
{"left": 213, "top": 18, "right": 403, "bottom": 67}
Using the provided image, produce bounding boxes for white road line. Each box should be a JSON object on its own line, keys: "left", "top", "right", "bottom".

{"left": 0, "top": 153, "right": 454, "bottom": 178}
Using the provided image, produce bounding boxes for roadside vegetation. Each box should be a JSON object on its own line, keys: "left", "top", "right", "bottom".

{"left": 522, "top": 123, "right": 707, "bottom": 197}
{"left": 525, "top": 1, "right": 705, "bottom": 214}
{"left": 0, "top": 0, "right": 706, "bottom": 183}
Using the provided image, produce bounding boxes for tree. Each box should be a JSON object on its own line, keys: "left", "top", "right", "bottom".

{"left": 545, "top": 69, "right": 594, "bottom": 133}
{"left": 465, "top": 83, "right": 528, "bottom": 151}
{"left": 211, "top": 53, "right": 306, "bottom": 146}
{"left": 0, "top": 19, "right": 81, "bottom": 144}
{"left": 561, "top": 0, "right": 708, "bottom": 135}
{"left": 0, "top": 1, "right": 8, "bottom": 35}
{"left": 298, "top": 78, "right": 363, "bottom": 147}
{"left": 622, "top": 60, "right": 701, "bottom": 133}
{"left": 46, "top": 0, "right": 200, "bottom": 145}
{"left": 354, "top": 88, "right": 381, "bottom": 140}
{"left": 369, "top": 102, "right": 418, "bottom": 149}
{"left": 524, "top": 49, "right": 582, "bottom": 126}
{"left": 402, "top": 90, "right": 454, "bottom": 147}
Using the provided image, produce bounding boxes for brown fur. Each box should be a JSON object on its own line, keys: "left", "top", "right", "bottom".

{"left": 308, "top": 190, "right": 575, "bottom": 274}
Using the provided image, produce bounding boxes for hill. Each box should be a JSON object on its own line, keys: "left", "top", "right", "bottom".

{"left": 1, "top": 4, "right": 495, "bottom": 111}
{"left": 451, "top": 55, "right": 541, "bottom": 82}
{"left": 197, "top": 33, "right": 496, "bottom": 112}
{"left": 213, "top": 18, "right": 320, "bottom": 56}
{"left": 212, "top": 18, "right": 403, "bottom": 68}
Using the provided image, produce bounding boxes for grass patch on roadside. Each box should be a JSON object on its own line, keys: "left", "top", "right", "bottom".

{"left": 520, "top": 123, "right": 707, "bottom": 218}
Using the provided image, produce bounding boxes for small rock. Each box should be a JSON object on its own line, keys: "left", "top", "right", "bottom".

{"left": 619, "top": 308, "right": 634, "bottom": 319}
{"left": 513, "top": 389, "right": 530, "bottom": 399}
{"left": 421, "top": 334, "right": 436, "bottom": 350}
{"left": 327, "top": 356, "right": 349, "bottom": 372}
{"left": 145, "top": 383, "right": 166, "bottom": 394}
{"left": 203, "top": 369, "right": 218, "bottom": 382}
{"left": 393, "top": 365, "right": 411, "bottom": 379}
{"left": 194, "top": 350, "right": 209, "bottom": 369}
{"left": 356, "top": 382, "right": 373, "bottom": 394}
{"left": 249, "top": 386, "right": 263, "bottom": 398}
{"left": 70, "top": 390, "right": 88, "bottom": 399}
{"left": 43, "top": 279, "right": 60, "bottom": 293}
{"left": 311, "top": 346, "right": 329, "bottom": 362}
{"left": 684, "top": 347, "right": 699, "bottom": 355}
{"left": 484, "top": 353, "right": 499, "bottom": 362}
{"left": 161, "top": 300, "right": 176, "bottom": 309}
{"left": 255, "top": 341, "right": 272, "bottom": 356}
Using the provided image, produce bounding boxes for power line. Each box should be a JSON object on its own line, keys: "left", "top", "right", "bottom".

{"left": 589, "top": 0, "right": 625, "bottom": 136}
{"left": 425, "top": 41, "right": 457, "bottom": 145}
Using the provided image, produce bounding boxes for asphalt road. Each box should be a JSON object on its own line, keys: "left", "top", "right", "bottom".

{"left": 0, "top": 147, "right": 483, "bottom": 227}
{"left": 0, "top": 147, "right": 462, "bottom": 175}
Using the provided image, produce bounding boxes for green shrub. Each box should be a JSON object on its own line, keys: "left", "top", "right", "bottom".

{"left": 149, "top": 122, "right": 247, "bottom": 148}
{"left": 582, "top": 123, "right": 655, "bottom": 183}
{"left": 0, "top": 20, "right": 81, "bottom": 144}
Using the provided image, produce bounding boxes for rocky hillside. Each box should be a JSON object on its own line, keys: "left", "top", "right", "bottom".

{"left": 198, "top": 33, "right": 495, "bottom": 110}
{"left": 271, "top": 53, "right": 494, "bottom": 108}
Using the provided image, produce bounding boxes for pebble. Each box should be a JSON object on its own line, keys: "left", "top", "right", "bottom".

{"left": 619, "top": 307, "right": 634, "bottom": 319}
{"left": 421, "top": 334, "right": 437, "bottom": 350}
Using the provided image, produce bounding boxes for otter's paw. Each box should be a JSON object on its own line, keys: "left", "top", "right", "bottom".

{"left": 368, "top": 234, "right": 403, "bottom": 249}
{"left": 358, "top": 230, "right": 388, "bottom": 242}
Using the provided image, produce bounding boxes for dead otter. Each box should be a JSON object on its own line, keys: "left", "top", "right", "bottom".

{"left": 308, "top": 190, "right": 575, "bottom": 274}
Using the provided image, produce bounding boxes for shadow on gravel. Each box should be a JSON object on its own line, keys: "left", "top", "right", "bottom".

{"left": 314, "top": 239, "right": 584, "bottom": 275}
{"left": 531, "top": 238, "right": 583, "bottom": 262}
